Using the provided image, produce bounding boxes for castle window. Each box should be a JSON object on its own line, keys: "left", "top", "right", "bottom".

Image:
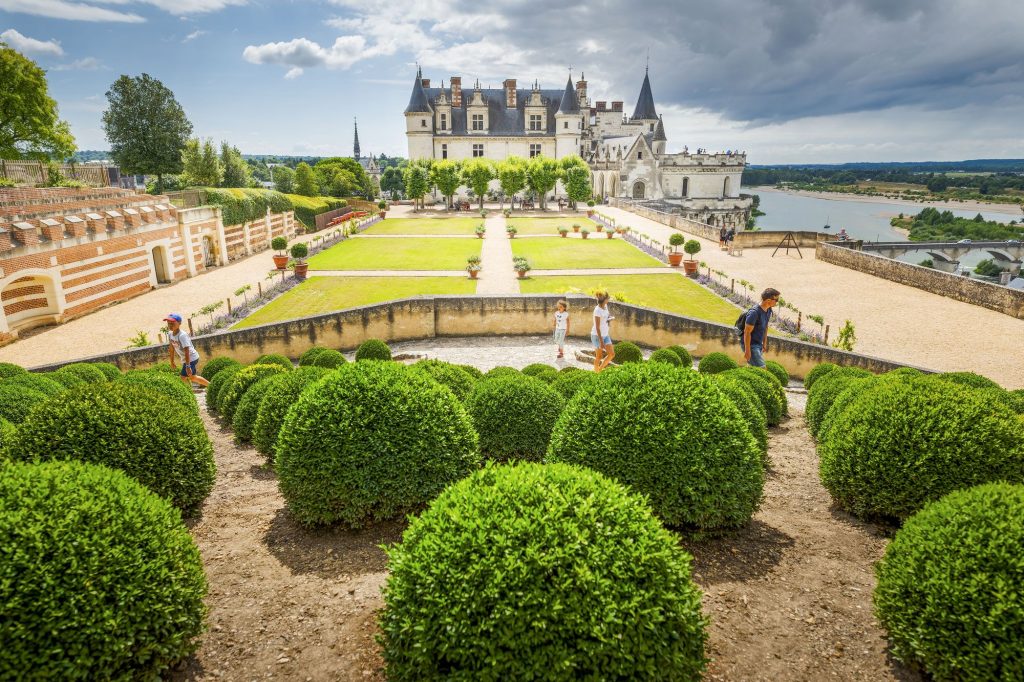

{"left": 638, "top": 152, "right": 643, "bottom": 160}
{"left": 440, "top": 113, "right": 447, "bottom": 130}
{"left": 563, "top": 121, "right": 568, "bottom": 129}
{"left": 472, "top": 114, "right": 484, "bottom": 131}
{"left": 421, "top": 119, "right": 427, "bottom": 127}
{"left": 529, "top": 143, "right": 541, "bottom": 158}
{"left": 650, "top": 123, "right": 655, "bottom": 131}
{"left": 472, "top": 144, "right": 484, "bottom": 158}
{"left": 530, "top": 114, "right": 542, "bottom": 131}
{"left": 441, "top": 144, "right": 448, "bottom": 159}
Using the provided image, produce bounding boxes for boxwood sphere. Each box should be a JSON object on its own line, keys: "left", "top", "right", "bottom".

{"left": 276, "top": 362, "right": 480, "bottom": 527}
{"left": 613, "top": 341, "right": 643, "bottom": 364}
{"left": 765, "top": 360, "right": 789, "bottom": 387}
{"left": 252, "top": 367, "right": 332, "bottom": 458}
{"left": 522, "top": 362, "right": 553, "bottom": 376}
{"left": 551, "top": 370, "right": 597, "bottom": 401}
{"left": 201, "top": 356, "right": 240, "bottom": 380}
{"left": 10, "top": 383, "right": 216, "bottom": 511}
{"left": 298, "top": 346, "right": 329, "bottom": 366}
{"left": 412, "top": 360, "right": 476, "bottom": 401}
{"left": 719, "top": 368, "right": 786, "bottom": 426}
{"left": 354, "top": 338, "right": 391, "bottom": 361}
{"left": 712, "top": 375, "right": 768, "bottom": 462}
{"left": 874, "top": 483, "right": 1024, "bottom": 680}
{"left": 4, "top": 372, "right": 65, "bottom": 397}
{"left": 819, "top": 376, "right": 1024, "bottom": 520}
{"left": 456, "top": 364, "right": 483, "bottom": 380}
{"left": 934, "top": 371, "right": 1001, "bottom": 390}
{"left": 254, "top": 353, "right": 293, "bottom": 371}
{"left": 380, "top": 462, "right": 708, "bottom": 681}
{"left": 218, "top": 363, "right": 288, "bottom": 421}
{"left": 532, "top": 367, "right": 559, "bottom": 383}
{"left": 805, "top": 367, "right": 873, "bottom": 437}
{"left": 0, "top": 461, "right": 207, "bottom": 680}
{"left": 232, "top": 373, "right": 289, "bottom": 442}
{"left": 89, "top": 362, "right": 122, "bottom": 380}
{"left": 55, "top": 362, "right": 108, "bottom": 384}
{"left": 44, "top": 370, "right": 84, "bottom": 389}
{"left": 312, "top": 348, "right": 346, "bottom": 368}
{"left": 0, "top": 417, "right": 13, "bottom": 460}
{"left": 0, "top": 362, "right": 26, "bottom": 379}
{"left": 206, "top": 364, "right": 241, "bottom": 413}
{"left": 667, "top": 345, "right": 693, "bottom": 368}
{"left": 120, "top": 370, "right": 198, "bottom": 414}
{"left": 547, "top": 362, "right": 764, "bottom": 530}
{"left": 485, "top": 366, "right": 521, "bottom": 380}
{"left": 803, "top": 362, "right": 839, "bottom": 389}
{"left": 697, "top": 351, "right": 738, "bottom": 374}
{"left": 465, "top": 375, "right": 566, "bottom": 461}
{"left": 0, "top": 384, "right": 49, "bottom": 424}
{"left": 649, "top": 348, "right": 682, "bottom": 366}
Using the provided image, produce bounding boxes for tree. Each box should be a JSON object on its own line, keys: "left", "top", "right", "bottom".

{"left": 403, "top": 164, "right": 429, "bottom": 211}
{"left": 102, "top": 73, "right": 191, "bottom": 194}
{"left": 0, "top": 44, "right": 76, "bottom": 160}
{"left": 431, "top": 160, "right": 462, "bottom": 209}
{"left": 180, "top": 138, "right": 222, "bottom": 187}
{"left": 527, "top": 156, "right": 560, "bottom": 211}
{"left": 560, "top": 155, "right": 592, "bottom": 209}
{"left": 461, "top": 159, "right": 494, "bottom": 211}
{"left": 497, "top": 156, "right": 528, "bottom": 210}
{"left": 272, "top": 165, "right": 294, "bottom": 193}
{"left": 312, "top": 157, "right": 370, "bottom": 198}
{"left": 381, "top": 166, "right": 404, "bottom": 199}
{"left": 220, "top": 142, "right": 251, "bottom": 188}
{"left": 294, "top": 162, "right": 317, "bottom": 196}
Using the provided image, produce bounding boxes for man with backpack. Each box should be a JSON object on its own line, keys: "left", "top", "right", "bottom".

{"left": 735, "top": 288, "right": 780, "bottom": 368}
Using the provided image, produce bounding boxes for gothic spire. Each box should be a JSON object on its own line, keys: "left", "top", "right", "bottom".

{"left": 353, "top": 118, "right": 361, "bottom": 160}
{"left": 631, "top": 69, "right": 658, "bottom": 121}
{"left": 558, "top": 75, "right": 580, "bottom": 114}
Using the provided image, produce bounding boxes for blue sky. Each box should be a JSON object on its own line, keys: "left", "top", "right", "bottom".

{"left": 2, "top": 0, "right": 1023, "bottom": 164}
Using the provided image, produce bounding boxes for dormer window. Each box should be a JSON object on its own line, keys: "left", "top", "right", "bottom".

{"left": 529, "top": 115, "right": 542, "bottom": 131}
{"left": 472, "top": 114, "right": 484, "bottom": 131}
{"left": 440, "top": 114, "right": 447, "bottom": 130}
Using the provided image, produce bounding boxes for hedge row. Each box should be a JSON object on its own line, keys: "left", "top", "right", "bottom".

{"left": 200, "top": 188, "right": 347, "bottom": 230}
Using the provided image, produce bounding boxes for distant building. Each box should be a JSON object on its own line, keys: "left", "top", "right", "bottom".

{"left": 352, "top": 118, "right": 381, "bottom": 191}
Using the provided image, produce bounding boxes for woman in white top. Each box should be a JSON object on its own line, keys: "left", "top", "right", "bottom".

{"left": 590, "top": 292, "right": 615, "bottom": 372}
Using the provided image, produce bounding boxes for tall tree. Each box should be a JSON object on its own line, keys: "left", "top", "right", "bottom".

{"left": 294, "top": 162, "right": 317, "bottom": 196}
{"left": 560, "top": 155, "right": 592, "bottom": 210}
{"left": 102, "top": 73, "right": 192, "bottom": 194}
{"left": 431, "top": 160, "right": 462, "bottom": 210}
{"left": 180, "top": 138, "right": 223, "bottom": 187}
{"left": 403, "top": 164, "right": 429, "bottom": 211}
{"left": 220, "top": 142, "right": 251, "bottom": 187}
{"left": 527, "top": 156, "right": 560, "bottom": 211}
{"left": 497, "top": 156, "right": 528, "bottom": 210}
{"left": 272, "top": 165, "right": 294, "bottom": 193}
{"left": 0, "top": 43, "right": 76, "bottom": 160}
{"left": 461, "top": 159, "right": 494, "bottom": 211}
{"left": 380, "top": 166, "right": 404, "bottom": 199}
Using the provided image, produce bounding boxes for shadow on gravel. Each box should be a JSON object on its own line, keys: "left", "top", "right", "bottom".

{"left": 248, "top": 463, "right": 276, "bottom": 481}
{"left": 263, "top": 508, "right": 406, "bottom": 579}
{"left": 682, "top": 519, "right": 795, "bottom": 585}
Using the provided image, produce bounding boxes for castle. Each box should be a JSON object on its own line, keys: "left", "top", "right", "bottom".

{"left": 404, "top": 67, "right": 752, "bottom": 226}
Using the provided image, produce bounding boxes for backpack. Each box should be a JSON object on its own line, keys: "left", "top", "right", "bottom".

{"left": 734, "top": 306, "right": 756, "bottom": 339}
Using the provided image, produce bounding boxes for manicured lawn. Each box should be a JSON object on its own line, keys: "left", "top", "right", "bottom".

{"left": 308, "top": 237, "right": 482, "bottom": 270}
{"left": 520, "top": 274, "right": 741, "bottom": 325}
{"left": 362, "top": 217, "right": 483, "bottom": 235}
{"left": 233, "top": 276, "right": 477, "bottom": 329}
{"left": 510, "top": 237, "right": 665, "bottom": 269}
{"left": 505, "top": 217, "right": 593, "bottom": 235}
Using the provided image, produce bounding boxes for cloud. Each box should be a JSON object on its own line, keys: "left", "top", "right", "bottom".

{"left": 0, "top": 28, "right": 64, "bottom": 55}
{"left": 182, "top": 29, "right": 206, "bottom": 42}
{"left": 284, "top": 66, "right": 302, "bottom": 79}
{"left": 53, "top": 56, "right": 101, "bottom": 70}
{"left": 242, "top": 35, "right": 367, "bottom": 73}
{"left": 0, "top": 0, "right": 245, "bottom": 22}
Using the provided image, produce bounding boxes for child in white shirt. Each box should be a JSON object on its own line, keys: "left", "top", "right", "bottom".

{"left": 552, "top": 300, "right": 570, "bottom": 359}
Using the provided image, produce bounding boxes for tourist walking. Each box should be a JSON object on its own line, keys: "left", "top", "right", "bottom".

{"left": 552, "top": 300, "right": 570, "bottom": 359}
{"left": 164, "top": 313, "right": 210, "bottom": 389}
{"left": 726, "top": 227, "right": 736, "bottom": 254}
{"left": 719, "top": 226, "right": 728, "bottom": 250}
{"left": 740, "top": 288, "right": 780, "bottom": 368}
{"left": 591, "top": 292, "right": 615, "bottom": 372}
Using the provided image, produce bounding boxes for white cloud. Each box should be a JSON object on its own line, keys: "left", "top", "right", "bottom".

{"left": 578, "top": 39, "right": 607, "bottom": 55}
{"left": 284, "top": 66, "right": 302, "bottom": 79}
{"left": 0, "top": 0, "right": 144, "bottom": 22}
{"left": 182, "top": 29, "right": 206, "bottom": 42}
{"left": 0, "top": 28, "right": 64, "bottom": 55}
{"left": 242, "top": 35, "right": 367, "bottom": 73}
{"left": 53, "top": 56, "right": 101, "bottom": 70}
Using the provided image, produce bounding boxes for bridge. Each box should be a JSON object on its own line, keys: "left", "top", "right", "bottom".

{"left": 860, "top": 240, "right": 1024, "bottom": 274}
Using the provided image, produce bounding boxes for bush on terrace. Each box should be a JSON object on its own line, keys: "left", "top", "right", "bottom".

{"left": 551, "top": 370, "right": 597, "bottom": 401}
{"left": 218, "top": 364, "right": 288, "bottom": 421}
{"left": 805, "top": 367, "right": 872, "bottom": 438}
{"left": 355, "top": 339, "right": 392, "bottom": 362}
{"left": 412, "top": 360, "right": 476, "bottom": 401}
{"left": 206, "top": 364, "right": 241, "bottom": 413}
{"left": 298, "top": 347, "right": 328, "bottom": 366}
{"left": 252, "top": 367, "right": 331, "bottom": 458}
{"left": 465, "top": 375, "right": 565, "bottom": 461}
{"left": 697, "top": 352, "right": 738, "bottom": 374}
{"left": 613, "top": 341, "right": 643, "bottom": 364}
{"left": 54, "top": 362, "right": 108, "bottom": 385}
{"left": 667, "top": 345, "right": 692, "bottom": 368}
{"left": 0, "top": 384, "right": 49, "bottom": 424}
{"left": 201, "top": 356, "right": 240, "bottom": 380}
{"left": 803, "top": 362, "right": 839, "bottom": 390}
{"left": 720, "top": 368, "right": 787, "bottom": 426}
{"left": 765, "top": 360, "right": 789, "bottom": 386}
{"left": 649, "top": 348, "right": 681, "bottom": 366}
{"left": 232, "top": 373, "right": 288, "bottom": 443}
{"left": 254, "top": 354, "right": 293, "bottom": 371}
{"left": 312, "top": 349, "right": 346, "bottom": 368}
{"left": 120, "top": 370, "right": 198, "bottom": 414}
{"left": 3, "top": 373, "right": 65, "bottom": 397}
{"left": 0, "top": 362, "right": 26, "bottom": 379}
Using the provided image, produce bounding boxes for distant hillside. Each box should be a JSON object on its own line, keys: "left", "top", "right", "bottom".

{"left": 749, "top": 159, "right": 1024, "bottom": 173}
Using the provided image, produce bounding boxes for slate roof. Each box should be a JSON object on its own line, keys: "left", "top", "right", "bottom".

{"left": 405, "top": 71, "right": 433, "bottom": 114}
{"left": 557, "top": 76, "right": 580, "bottom": 114}
{"left": 421, "top": 85, "right": 568, "bottom": 136}
{"left": 653, "top": 116, "right": 667, "bottom": 142}
{"left": 631, "top": 70, "right": 658, "bottom": 120}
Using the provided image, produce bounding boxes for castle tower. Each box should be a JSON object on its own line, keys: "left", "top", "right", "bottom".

{"left": 555, "top": 75, "right": 582, "bottom": 159}
{"left": 353, "top": 118, "right": 361, "bottom": 160}
{"left": 631, "top": 67, "right": 659, "bottom": 133}
{"left": 652, "top": 115, "right": 667, "bottom": 155}
{"left": 404, "top": 67, "right": 434, "bottom": 160}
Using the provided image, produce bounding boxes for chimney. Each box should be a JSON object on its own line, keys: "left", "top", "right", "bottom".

{"left": 596, "top": 101, "right": 607, "bottom": 111}
{"left": 450, "top": 76, "right": 462, "bottom": 107}
{"left": 64, "top": 215, "right": 87, "bottom": 237}
{"left": 421, "top": 78, "right": 430, "bottom": 88}
{"left": 576, "top": 76, "right": 587, "bottom": 107}
{"left": 503, "top": 78, "right": 517, "bottom": 108}
{"left": 611, "top": 101, "right": 623, "bottom": 112}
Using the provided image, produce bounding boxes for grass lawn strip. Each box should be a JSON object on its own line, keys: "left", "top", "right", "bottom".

{"left": 520, "top": 274, "right": 740, "bottom": 325}
{"left": 233, "top": 276, "right": 477, "bottom": 329}
{"left": 308, "top": 237, "right": 482, "bottom": 271}
{"left": 361, "top": 217, "right": 484, "bottom": 235}
{"left": 510, "top": 238, "right": 666, "bottom": 270}
{"left": 505, "top": 217, "right": 591, "bottom": 235}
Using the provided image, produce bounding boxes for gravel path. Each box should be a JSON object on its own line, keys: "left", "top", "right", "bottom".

{"left": 475, "top": 214, "right": 519, "bottom": 295}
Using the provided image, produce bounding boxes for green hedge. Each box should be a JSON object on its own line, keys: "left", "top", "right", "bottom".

{"left": 44, "top": 370, "right": 84, "bottom": 389}
{"left": 3, "top": 373, "right": 65, "bottom": 397}
{"left": 120, "top": 370, "right": 198, "bottom": 414}
{"left": 485, "top": 366, "right": 521, "bottom": 380}
{"left": 0, "top": 384, "right": 49, "bottom": 424}
{"left": 819, "top": 376, "right": 1024, "bottom": 520}
{"left": 666, "top": 345, "right": 692, "bottom": 368}
{"left": 649, "top": 348, "right": 681, "bottom": 366}
{"left": 874, "top": 483, "right": 1024, "bottom": 679}
{"left": 713, "top": 375, "right": 768, "bottom": 462}
{"left": 697, "top": 352, "right": 738, "bottom": 374}
{"left": 457, "top": 364, "right": 483, "bottom": 380}
{"left": 198, "top": 187, "right": 347, "bottom": 231}
{"left": 547, "top": 363, "right": 763, "bottom": 530}
{"left": 285, "top": 194, "right": 348, "bottom": 231}
{"left": 54, "top": 362, "right": 108, "bottom": 384}
{"left": 206, "top": 364, "right": 241, "bottom": 413}
{"left": 719, "top": 368, "right": 787, "bottom": 426}
{"left": 0, "top": 362, "right": 26, "bottom": 379}
{"left": 255, "top": 354, "right": 293, "bottom": 371}
{"left": 0, "top": 417, "right": 13, "bottom": 460}
{"left": 613, "top": 341, "right": 643, "bottom": 364}
{"left": 805, "top": 367, "right": 873, "bottom": 437}
{"left": 465, "top": 375, "right": 566, "bottom": 461}
{"left": 551, "top": 370, "right": 597, "bottom": 401}
{"left": 380, "top": 462, "right": 708, "bottom": 680}
{"left": 252, "top": 367, "right": 332, "bottom": 458}
{"left": 276, "top": 362, "right": 480, "bottom": 526}
{"left": 522, "top": 363, "right": 553, "bottom": 376}
{"left": 355, "top": 339, "right": 392, "bottom": 361}
{"left": 232, "top": 373, "right": 288, "bottom": 443}
{"left": 765, "top": 361, "right": 788, "bottom": 386}
{"left": 933, "top": 371, "right": 1001, "bottom": 390}
{"left": 803, "top": 362, "right": 839, "bottom": 390}
{"left": 0, "top": 461, "right": 207, "bottom": 680}
{"left": 412, "top": 360, "right": 475, "bottom": 401}
{"left": 90, "top": 362, "right": 122, "bottom": 380}
{"left": 312, "top": 348, "right": 347, "bottom": 368}
{"left": 10, "top": 383, "right": 216, "bottom": 512}
{"left": 201, "top": 356, "right": 240, "bottom": 380}
{"left": 218, "top": 364, "right": 288, "bottom": 421}
{"left": 298, "top": 346, "right": 329, "bottom": 366}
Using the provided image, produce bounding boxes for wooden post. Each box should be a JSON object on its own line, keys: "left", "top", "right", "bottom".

{"left": 226, "top": 298, "right": 232, "bottom": 315}
{"left": 824, "top": 324, "right": 830, "bottom": 344}
{"left": 797, "top": 311, "right": 802, "bottom": 333}
{"left": 187, "top": 317, "right": 194, "bottom": 335}
{"left": 731, "top": 279, "right": 735, "bottom": 293}
{"left": 258, "top": 281, "right": 263, "bottom": 297}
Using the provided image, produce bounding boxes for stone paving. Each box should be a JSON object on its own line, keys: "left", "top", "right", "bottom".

{"left": 475, "top": 214, "right": 519, "bottom": 295}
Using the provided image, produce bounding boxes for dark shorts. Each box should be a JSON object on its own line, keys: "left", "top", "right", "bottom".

{"left": 180, "top": 359, "right": 199, "bottom": 377}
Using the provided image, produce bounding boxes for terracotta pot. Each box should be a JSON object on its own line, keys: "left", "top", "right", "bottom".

{"left": 294, "top": 262, "right": 309, "bottom": 280}
{"left": 517, "top": 270, "right": 528, "bottom": 279}
{"left": 508, "top": 233, "right": 516, "bottom": 239}
{"left": 468, "top": 270, "right": 479, "bottom": 279}
{"left": 581, "top": 233, "right": 589, "bottom": 239}
{"left": 573, "top": 226, "right": 580, "bottom": 232}
{"left": 587, "top": 210, "right": 594, "bottom": 217}
{"left": 606, "top": 231, "right": 614, "bottom": 239}
{"left": 596, "top": 225, "right": 603, "bottom": 232}
{"left": 273, "top": 254, "right": 289, "bottom": 269}
{"left": 683, "top": 259, "right": 699, "bottom": 276}
{"left": 668, "top": 252, "right": 684, "bottom": 267}
{"left": 378, "top": 211, "right": 386, "bottom": 219}
{"left": 477, "top": 232, "right": 484, "bottom": 239}
{"left": 560, "top": 232, "right": 568, "bottom": 238}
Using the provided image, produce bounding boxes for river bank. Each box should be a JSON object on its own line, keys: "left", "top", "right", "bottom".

{"left": 751, "top": 186, "right": 1024, "bottom": 218}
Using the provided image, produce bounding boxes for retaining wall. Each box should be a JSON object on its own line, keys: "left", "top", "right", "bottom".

{"left": 32, "top": 295, "right": 922, "bottom": 379}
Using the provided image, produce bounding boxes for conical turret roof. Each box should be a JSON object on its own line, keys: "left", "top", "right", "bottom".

{"left": 631, "top": 70, "right": 658, "bottom": 120}
{"left": 404, "top": 69, "right": 432, "bottom": 114}
{"left": 653, "top": 115, "right": 667, "bottom": 142}
{"left": 557, "top": 76, "right": 580, "bottom": 114}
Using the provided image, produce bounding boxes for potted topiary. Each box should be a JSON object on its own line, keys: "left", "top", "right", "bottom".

{"left": 595, "top": 222, "right": 604, "bottom": 232}
{"left": 377, "top": 200, "right": 387, "bottom": 219}
{"left": 513, "top": 257, "right": 531, "bottom": 279}
{"left": 558, "top": 226, "right": 569, "bottom": 238}
{"left": 503, "top": 208, "right": 511, "bottom": 218}
{"left": 683, "top": 239, "right": 701, "bottom": 276}
{"left": 606, "top": 228, "right": 615, "bottom": 239}
{"left": 506, "top": 225, "right": 518, "bottom": 239}
{"left": 668, "top": 233, "right": 685, "bottom": 267}
{"left": 272, "top": 236, "right": 289, "bottom": 269}
{"left": 480, "top": 209, "right": 487, "bottom": 219}
{"left": 572, "top": 223, "right": 581, "bottom": 233}
{"left": 290, "top": 242, "right": 309, "bottom": 280}
{"left": 587, "top": 199, "right": 596, "bottom": 217}
{"left": 475, "top": 224, "right": 486, "bottom": 239}
{"left": 466, "top": 259, "right": 482, "bottom": 279}
{"left": 581, "top": 227, "right": 590, "bottom": 239}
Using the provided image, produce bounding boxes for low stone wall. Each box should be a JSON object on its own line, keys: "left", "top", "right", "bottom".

{"left": 817, "top": 242, "right": 1024, "bottom": 320}
{"left": 32, "top": 295, "right": 921, "bottom": 379}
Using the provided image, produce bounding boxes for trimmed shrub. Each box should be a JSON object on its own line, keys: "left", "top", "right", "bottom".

{"left": 412, "top": 360, "right": 476, "bottom": 401}
{"left": 276, "top": 362, "right": 480, "bottom": 527}
{"left": 4, "top": 372, "right": 65, "bottom": 397}
{"left": 0, "top": 461, "right": 207, "bottom": 680}
{"left": 885, "top": 367, "right": 923, "bottom": 377}
{"left": 206, "top": 364, "right": 242, "bottom": 413}
{"left": 547, "top": 363, "right": 763, "bottom": 530}
{"left": 934, "top": 371, "right": 1001, "bottom": 390}
{"left": 765, "top": 360, "right": 789, "bottom": 387}
{"left": 465, "top": 375, "right": 566, "bottom": 461}
{"left": 252, "top": 367, "right": 332, "bottom": 458}
{"left": 713, "top": 376, "right": 768, "bottom": 462}
{"left": 218, "top": 364, "right": 288, "bottom": 421}
{"left": 10, "top": 383, "right": 216, "bottom": 511}
{"left": 355, "top": 338, "right": 392, "bottom": 362}
{"left": 298, "top": 346, "right": 329, "bottom": 366}
{"left": 380, "top": 462, "right": 708, "bottom": 681}
{"left": 255, "top": 353, "right": 293, "bottom": 371}
{"left": 987, "top": 387, "right": 1024, "bottom": 414}
{"left": 121, "top": 371, "right": 198, "bottom": 414}
{"left": 532, "top": 367, "right": 559, "bottom": 383}
{"left": 90, "top": 362, "right": 122, "bottom": 380}
{"left": 312, "top": 348, "right": 346, "bottom": 368}
{"left": 54, "top": 362, "right": 108, "bottom": 384}
{"left": 522, "top": 363, "right": 553, "bottom": 377}
{"left": 667, "top": 345, "right": 693, "bottom": 368}
{"left": 44, "top": 370, "right": 84, "bottom": 389}
{"left": 232, "top": 373, "right": 288, "bottom": 442}
{"left": 0, "top": 384, "right": 49, "bottom": 424}
{"left": 613, "top": 341, "right": 643, "bottom": 364}
{"left": 559, "top": 365, "right": 582, "bottom": 373}
{"left": 202, "top": 356, "right": 240, "bottom": 380}
{"left": 551, "top": 370, "right": 597, "bottom": 401}
{"left": 720, "top": 368, "right": 787, "bottom": 426}
{"left": 485, "top": 366, "right": 521, "bottom": 380}
{"left": 457, "top": 364, "right": 484, "bottom": 380}
{"left": 803, "top": 362, "right": 839, "bottom": 390}
{"left": 0, "top": 362, "right": 26, "bottom": 379}
{"left": 874, "top": 483, "right": 1024, "bottom": 679}
{"left": 149, "top": 362, "right": 179, "bottom": 375}
{"left": 649, "top": 348, "right": 681, "bottom": 366}
{"left": 819, "top": 376, "right": 1024, "bottom": 520}
{"left": 805, "top": 367, "right": 873, "bottom": 437}
{"left": 0, "top": 417, "right": 13, "bottom": 460}
{"left": 697, "top": 352, "right": 738, "bottom": 374}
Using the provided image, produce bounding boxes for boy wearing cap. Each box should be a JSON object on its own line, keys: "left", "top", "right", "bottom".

{"left": 164, "top": 313, "right": 210, "bottom": 389}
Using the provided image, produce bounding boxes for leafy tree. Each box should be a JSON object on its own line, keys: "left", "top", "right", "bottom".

{"left": 312, "top": 157, "right": 370, "bottom": 198}
{"left": 526, "top": 156, "right": 560, "bottom": 211}
{"left": 381, "top": 166, "right": 405, "bottom": 199}
{"left": 272, "top": 165, "right": 294, "bottom": 193}
{"left": 831, "top": 320, "right": 857, "bottom": 351}
{"left": 403, "top": 164, "right": 430, "bottom": 211}
{"left": 974, "top": 258, "right": 1005, "bottom": 277}
{"left": 220, "top": 142, "right": 251, "bottom": 188}
{"left": 497, "top": 156, "right": 528, "bottom": 210}
{"left": 102, "top": 74, "right": 191, "bottom": 194}
{"left": 431, "top": 160, "right": 462, "bottom": 209}
{"left": 560, "top": 155, "right": 592, "bottom": 209}
{"left": 294, "top": 162, "right": 317, "bottom": 196}
{"left": 461, "top": 159, "right": 494, "bottom": 211}
{"left": 180, "top": 138, "right": 222, "bottom": 187}
{"left": 0, "top": 44, "right": 76, "bottom": 160}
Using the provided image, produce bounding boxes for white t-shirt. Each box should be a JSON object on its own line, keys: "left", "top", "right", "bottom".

{"left": 591, "top": 305, "right": 610, "bottom": 336}
{"left": 169, "top": 329, "right": 199, "bottom": 363}
{"left": 554, "top": 311, "right": 569, "bottom": 330}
